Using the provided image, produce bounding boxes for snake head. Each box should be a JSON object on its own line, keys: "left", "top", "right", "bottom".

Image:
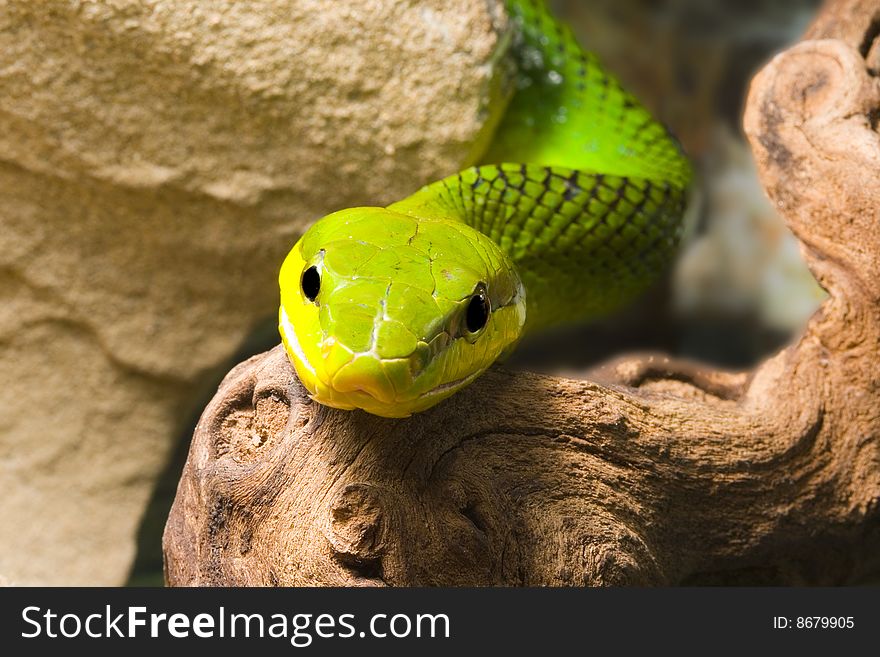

{"left": 278, "top": 207, "right": 526, "bottom": 417}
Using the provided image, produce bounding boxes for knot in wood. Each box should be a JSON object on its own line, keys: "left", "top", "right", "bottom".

{"left": 325, "top": 483, "right": 388, "bottom": 565}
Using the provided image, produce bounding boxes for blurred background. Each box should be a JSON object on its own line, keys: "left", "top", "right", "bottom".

{"left": 0, "top": 0, "right": 826, "bottom": 586}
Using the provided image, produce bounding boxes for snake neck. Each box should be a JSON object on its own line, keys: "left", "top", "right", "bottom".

{"left": 391, "top": 164, "right": 686, "bottom": 334}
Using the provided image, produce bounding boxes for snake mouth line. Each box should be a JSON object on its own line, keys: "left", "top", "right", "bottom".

{"left": 414, "top": 368, "right": 483, "bottom": 401}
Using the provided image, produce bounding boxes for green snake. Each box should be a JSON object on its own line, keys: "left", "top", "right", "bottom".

{"left": 279, "top": 0, "right": 692, "bottom": 417}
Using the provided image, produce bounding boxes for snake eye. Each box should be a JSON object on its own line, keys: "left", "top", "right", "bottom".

{"left": 465, "top": 290, "right": 490, "bottom": 333}
{"left": 301, "top": 265, "right": 321, "bottom": 302}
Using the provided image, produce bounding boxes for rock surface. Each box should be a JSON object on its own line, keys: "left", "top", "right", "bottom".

{"left": 0, "top": 0, "right": 506, "bottom": 585}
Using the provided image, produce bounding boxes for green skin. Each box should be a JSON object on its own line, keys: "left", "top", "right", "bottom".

{"left": 278, "top": 0, "right": 692, "bottom": 418}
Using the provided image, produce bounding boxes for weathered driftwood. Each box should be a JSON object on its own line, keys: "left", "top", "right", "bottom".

{"left": 164, "top": 0, "right": 880, "bottom": 586}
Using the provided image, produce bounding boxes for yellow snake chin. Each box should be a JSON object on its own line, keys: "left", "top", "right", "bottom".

{"left": 279, "top": 304, "right": 512, "bottom": 418}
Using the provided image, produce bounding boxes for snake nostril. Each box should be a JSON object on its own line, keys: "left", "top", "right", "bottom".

{"left": 409, "top": 332, "right": 450, "bottom": 381}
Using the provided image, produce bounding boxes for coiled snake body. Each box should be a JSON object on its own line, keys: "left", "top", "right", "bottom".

{"left": 279, "top": 0, "right": 692, "bottom": 417}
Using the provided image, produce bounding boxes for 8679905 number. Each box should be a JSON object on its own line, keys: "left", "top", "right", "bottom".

{"left": 773, "top": 616, "right": 854, "bottom": 629}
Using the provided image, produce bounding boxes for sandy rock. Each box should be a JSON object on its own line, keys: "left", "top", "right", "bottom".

{"left": 0, "top": 0, "right": 507, "bottom": 584}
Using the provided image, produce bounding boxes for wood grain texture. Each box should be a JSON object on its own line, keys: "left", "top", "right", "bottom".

{"left": 163, "top": 0, "right": 880, "bottom": 586}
